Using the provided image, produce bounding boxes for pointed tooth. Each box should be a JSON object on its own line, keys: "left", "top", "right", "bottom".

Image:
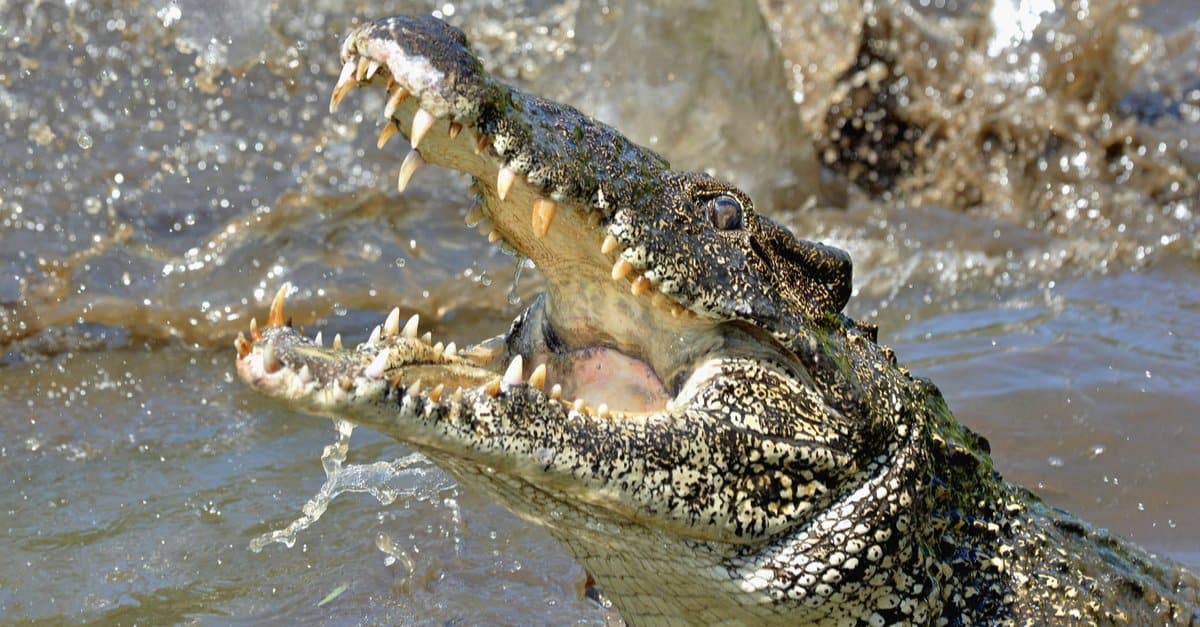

{"left": 601, "top": 234, "right": 619, "bottom": 255}
{"left": 631, "top": 276, "right": 652, "bottom": 295}
{"left": 386, "top": 77, "right": 396, "bottom": 91}
{"left": 448, "top": 121, "right": 463, "bottom": 139}
{"left": 364, "top": 350, "right": 390, "bottom": 379}
{"left": 443, "top": 341, "right": 457, "bottom": 357}
{"left": 671, "top": 304, "right": 685, "bottom": 318}
{"left": 611, "top": 259, "right": 634, "bottom": 280}
{"left": 298, "top": 364, "right": 312, "bottom": 384}
{"left": 451, "top": 386, "right": 464, "bottom": 403}
{"left": 384, "top": 86, "right": 410, "bottom": 119}
{"left": 384, "top": 307, "right": 401, "bottom": 337}
{"left": 263, "top": 340, "right": 281, "bottom": 373}
{"left": 367, "top": 325, "right": 382, "bottom": 346}
{"left": 401, "top": 313, "right": 420, "bottom": 339}
{"left": 487, "top": 229, "right": 502, "bottom": 243}
{"left": 339, "top": 377, "right": 354, "bottom": 391}
{"left": 313, "top": 331, "right": 324, "bottom": 346}
{"left": 377, "top": 121, "right": 399, "bottom": 149}
{"left": 268, "top": 283, "right": 290, "bottom": 327}
{"left": 407, "top": 378, "right": 423, "bottom": 398}
{"left": 397, "top": 149, "right": 425, "bottom": 193}
{"left": 410, "top": 108, "right": 436, "bottom": 149}
{"left": 572, "top": 398, "right": 585, "bottom": 413}
{"left": 501, "top": 355, "right": 524, "bottom": 389}
{"left": 433, "top": 341, "right": 444, "bottom": 353}
{"left": 485, "top": 377, "right": 501, "bottom": 397}
{"left": 235, "top": 332, "right": 251, "bottom": 358}
{"left": 355, "top": 57, "right": 371, "bottom": 82}
{"left": 496, "top": 167, "right": 516, "bottom": 201}
{"left": 429, "top": 384, "right": 445, "bottom": 402}
{"left": 465, "top": 205, "right": 485, "bottom": 226}
{"left": 597, "top": 403, "right": 610, "bottom": 417}
{"left": 549, "top": 383, "right": 562, "bottom": 400}
{"left": 365, "top": 59, "right": 380, "bottom": 80}
{"left": 330, "top": 59, "right": 358, "bottom": 113}
{"left": 332, "top": 333, "right": 343, "bottom": 350}
{"left": 420, "top": 331, "right": 432, "bottom": 344}
{"left": 532, "top": 198, "right": 557, "bottom": 238}
{"left": 474, "top": 133, "right": 491, "bottom": 155}
{"left": 389, "top": 372, "right": 404, "bottom": 388}
{"left": 528, "top": 363, "right": 547, "bottom": 389}
{"left": 249, "top": 317, "right": 260, "bottom": 340}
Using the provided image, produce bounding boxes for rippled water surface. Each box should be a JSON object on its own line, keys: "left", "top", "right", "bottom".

{"left": 1, "top": 0, "right": 1197, "bottom": 622}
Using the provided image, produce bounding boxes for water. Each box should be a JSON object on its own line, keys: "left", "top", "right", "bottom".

{"left": 1, "top": 0, "right": 1196, "bottom": 622}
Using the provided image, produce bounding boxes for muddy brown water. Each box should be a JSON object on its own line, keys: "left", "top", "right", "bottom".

{"left": 1, "top": 0, "right": 1197, "bottom": 623}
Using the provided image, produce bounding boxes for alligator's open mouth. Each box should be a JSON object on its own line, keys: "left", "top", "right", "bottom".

{"left": 235, "top": 15, "right": 746, "bottom": 430}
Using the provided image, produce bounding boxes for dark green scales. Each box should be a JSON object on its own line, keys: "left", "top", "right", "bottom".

{"left": 236, "top": 15, "right": 1199, "bottom": 625}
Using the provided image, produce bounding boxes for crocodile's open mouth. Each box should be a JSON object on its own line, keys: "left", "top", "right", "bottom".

{"left": 235, "top": 16, "right": 742, "bottom": 426}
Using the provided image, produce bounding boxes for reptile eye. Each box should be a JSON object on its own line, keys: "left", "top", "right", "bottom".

{"left": 707, "top": 195, "right": 743, "bottom": 231}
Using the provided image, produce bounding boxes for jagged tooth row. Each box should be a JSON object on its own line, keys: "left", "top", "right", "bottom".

{"left": 332, "top": 52, "right": 569, "bottom": 243}
{"left": 599, "top": 232, "right": 690, "bottom": 318}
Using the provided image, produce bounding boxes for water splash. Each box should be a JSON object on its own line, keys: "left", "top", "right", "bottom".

{"left": 249, "top": 419, "right": 447, "bottom": 552}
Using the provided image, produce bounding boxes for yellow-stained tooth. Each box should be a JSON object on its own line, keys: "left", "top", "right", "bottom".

{"left": 497, "top": 167, "right": 516, "bottom": 201}
{"left": 528, "top": 363, "right": 547, "bottom": 389}
{"left": 397, "top": 149, "right": 425, "bottom": 193}
{"left": 474, "top": 133, "right": 491, "bottom": 155}
{"left": 384, "top": 307, "right": 401, "bottom": 336}
{"left": 332, "top": 333, "right": 343, "bottom": 349}
{"left": 384, "top": 86, "right": 410, "bottom": 119}
{"left": 631, "top": 276, "right": 652, "bottom": 296}
{"left": 330, "top": 59, "right": 358, "bottom": 113}
{"left": 601, "top": 234, "right": 619, "bottom": 255}
{"left": 410, "top": 109, "right": 436, "bottom": 149}
{"left": 448, "top": 121, "right": 463, "bottom": 139}
{"left": 377, "top": 121, "right": 399, "bottom": 149}
{"left": 532, "top": 198, "right": 557, "bottom": 238}
{"left": 487, "top": 229, "right": 503, "bottom": 243}
{"left": 612, "top": 259, "right": 634, "bottom": 280}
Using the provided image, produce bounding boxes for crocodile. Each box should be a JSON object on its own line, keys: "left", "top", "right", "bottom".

{"left": 235, "top": 15, "right": 1200, "bottom": 625}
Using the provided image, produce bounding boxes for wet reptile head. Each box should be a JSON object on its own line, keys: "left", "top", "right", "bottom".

{"left": 235, "top": 15, "right": 929, "bottom": 621}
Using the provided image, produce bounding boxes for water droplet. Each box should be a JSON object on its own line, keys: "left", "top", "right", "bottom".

{"left": 76, "top": 132, "right": 93, "bottom": 150}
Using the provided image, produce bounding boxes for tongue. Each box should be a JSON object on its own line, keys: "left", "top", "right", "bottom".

{"left": 558, "top": 346, "right": 671, "bottom": 413}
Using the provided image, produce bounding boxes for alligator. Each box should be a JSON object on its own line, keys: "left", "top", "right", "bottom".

{"left": 236, "top": 15, "right": 1200, "bottom": 625}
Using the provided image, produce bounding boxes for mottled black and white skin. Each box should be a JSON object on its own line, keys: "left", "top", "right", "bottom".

{"left": 236, "top": 15, "right": 1200, "bottom": 625}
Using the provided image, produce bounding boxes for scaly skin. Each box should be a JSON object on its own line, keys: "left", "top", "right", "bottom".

{"left": 236, "top": 15, "right": 1199, "bottom": 625}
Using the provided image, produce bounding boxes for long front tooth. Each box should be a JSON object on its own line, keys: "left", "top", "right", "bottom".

{"left": 268, "top": 283, "right": 291, "bottom": 327}
{"left": 612, "top": 259, "right": 634, "bottom": 280}
{"left": 355, "top": 57, "right": 371, "bottom": 82}
{"left": 397, "top": 149, "right": 425, "bottom": 193}
{"left": 501, "top": 355, "right": 524, "bottom": 389}
{"left": 410, "top": 109, "right": 436, "bottom": 149}
{"left": 364, "top": 350, "right": 389, "bottom": 379}
{"left": 377, "top": 121, "right": 399, "bottom": 149}
{"left": 384, "top": 307, "right": 401, "bottom": 337}
{"left": 330, "top": 59, "right": 358, "bottom": 113}
{"left": 401, "top": 313, "right": 420, "bottom": 339}
{"left": 601, "top": 234, "right": 619, "bottom": 255}
{"left": 531, "top": 198, "right": 557, "bottom": 237}
{"left": 384, "top": 86, "right": 410, "bottom": 119}
{"left": 496, "top": 167, "right": 516, "bottom": 201}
